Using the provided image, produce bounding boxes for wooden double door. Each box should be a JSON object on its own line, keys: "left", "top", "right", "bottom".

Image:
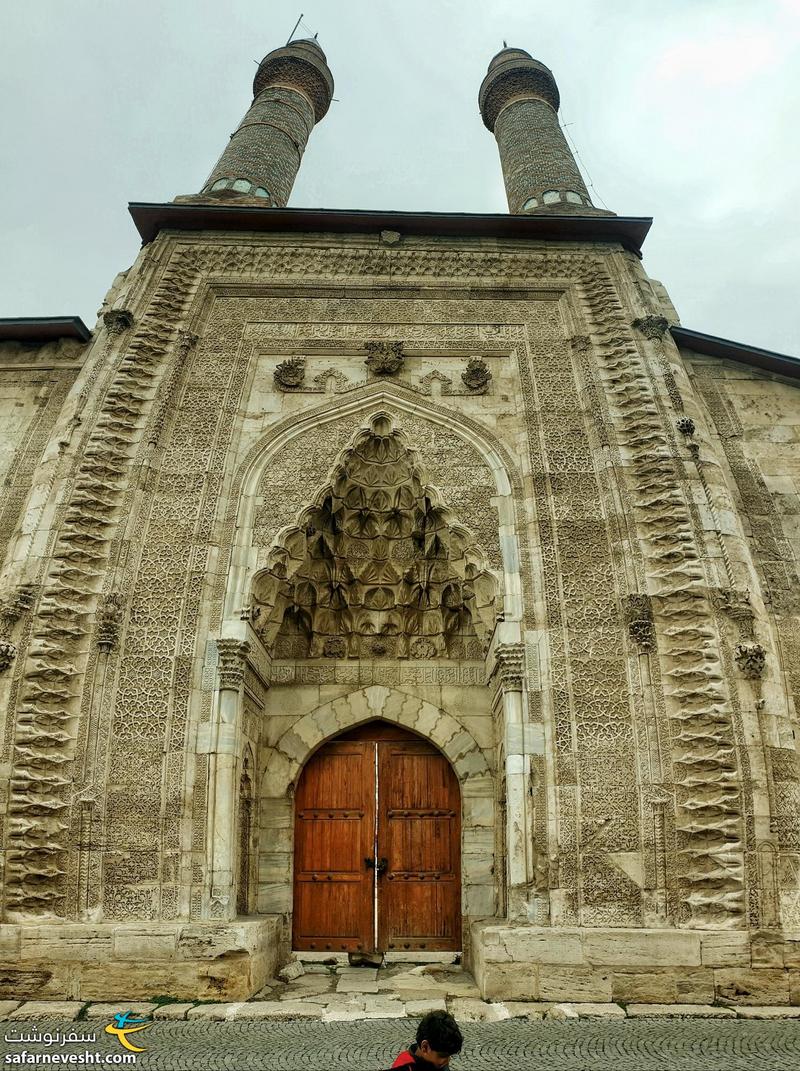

{"left": 292, "top": 721, "right": 461, "bottom": 953}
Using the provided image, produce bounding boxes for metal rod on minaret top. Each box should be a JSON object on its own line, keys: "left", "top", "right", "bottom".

{"left": 286, "top": 13, "right": 304, "bottom": 46}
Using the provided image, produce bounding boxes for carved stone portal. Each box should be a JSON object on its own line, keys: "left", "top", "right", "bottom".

{"left": 251, "top": 413, "right": 499, "bottom": 658}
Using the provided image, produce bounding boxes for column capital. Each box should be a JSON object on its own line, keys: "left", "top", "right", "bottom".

{"left": 493, "top": 642, "right": 526, "bottom": 692}
{"left": 217, "top": 638, "right": 251, "bottom": 690}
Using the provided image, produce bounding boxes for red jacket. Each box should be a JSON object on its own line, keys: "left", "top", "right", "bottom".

{"left": 391, "top": 1052, "right": 417, "bottom": 1068}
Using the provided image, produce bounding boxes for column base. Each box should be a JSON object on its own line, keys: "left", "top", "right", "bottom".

{"left": 0, "top": 917, "right": 286, "bottom": 1001}
{"left": 471, "top": 921, "right": 800, "bottom": 1005}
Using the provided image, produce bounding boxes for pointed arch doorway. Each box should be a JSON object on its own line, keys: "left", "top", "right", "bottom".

{"left": 292, "top": 720, "right": 462, "bottom": 954}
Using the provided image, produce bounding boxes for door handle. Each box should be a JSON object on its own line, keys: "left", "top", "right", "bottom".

{"left": 365, "top": 857, "right": 389, "bottom": 874}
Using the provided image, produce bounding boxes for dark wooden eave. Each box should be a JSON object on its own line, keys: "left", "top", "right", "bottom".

{"left": 671, "top": 326, "right": 800, "bottom": 382}
{"left": 128, "top": 202, "right": 652, "bottom": 256}
{"left": 0, "top": 317, "right": 92, "bottom": 344}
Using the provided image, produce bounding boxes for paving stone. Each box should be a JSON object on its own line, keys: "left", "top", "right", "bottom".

{"left": 232, "top": 1001, "right": 322, "bottom": 1020}
{"left": 503, "top": 1002, "right": 547, "bottom": 1020}
{"left": 735, "top": 1006, "right": 800, "bottom": 1019}
{"left": 405, "top": 999, "right": 448, "bottom": 1016}
{"left": 8, "top": 1002, "right": 84, "bottom": 1020}
{"left": 187, "top": 1003, "right": 245, "bottom": 1021}
{"left": 547, "top": 1003, "right": 580, "bottom": 1020}
{"left": 449, "top": 998, "right": 511, "bottom": 1022}
{"left": 322, "top": 1007, "right": 371, "bottom": 1022}
{"left": 340, "top": 967, "right": 379, "bottom": 980}
{"left": 362, "top": 998, "right": 406, "bottom": 1017}
{"left": 300, "top": 963, "right": 334, "bottom": 974}
{"left": 84, "top": 1002, "right": 157, "bottom": 1018}
{"left": 3, "top": 1016, "right": 800, "bottom": 1068}
{"left": 152, "top": 1003, "right": 195, "bottom": 1020}
{"left": 0, "top": 1002, "right": 22, "bottom": 1020}
{"left": 278, "top": 960, "right": 305, "bottom": 982}
{"left": 625, "top": 1004, "right": 737, "bottom": 1018}
{"left": 337, "top": 977, "right": 380, "bottom": 993}
{"left": 571, "top": 1003, "right": 626, "bottom": 1019}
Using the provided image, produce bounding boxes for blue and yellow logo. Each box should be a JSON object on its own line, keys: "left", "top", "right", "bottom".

{"left": 104, "top": 1011, "right": 152, "bottom": 1053}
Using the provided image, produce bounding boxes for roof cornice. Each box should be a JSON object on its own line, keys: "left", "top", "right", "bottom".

{"left": 0, "top": 317, "right": 92, "bottom": 344}
{"left": 128, "top": 202, "right": 652, "bottom": 256}
{"left": 671, "top": 326, "right": 800, "bottom": 382}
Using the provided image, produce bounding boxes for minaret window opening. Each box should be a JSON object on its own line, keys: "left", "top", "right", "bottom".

{"left": 522, "top": 197, "right": 539, "bottom": 210}
{"left": 565, "top": 191, "right": 583, "bottom": 204}
{"left": 542, "top": 190, "right": 561, "bottom": 204}
{"left": 231, "top": 178, "right": 251, "bottom": 192}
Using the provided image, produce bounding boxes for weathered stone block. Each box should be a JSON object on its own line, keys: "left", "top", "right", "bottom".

{"left": 584, "top": 930, "right": 702, "bottom": 968}
{"left": 480, "top": 963, "right": 538, "bottom": 1000}
{"left": 538, "top": 967, "right": 612, "bottom": 1003}
{"left": 700, "top": 932, "right": 752, "bottom": 968}
{"left": 610, "top": 968, "right": 714, "bottom": 1005}
{"left": 0, "top": 1001, "right": 22, "bottom": 1019}
{"left": 20, "top": 928, "right": 113, "bottom": 963}
{"left": 751, "top": 931, "right": 785, "bottom": 968}
{"left": 114, "top": 932, "right": 176, "bottom": 961}
{"left": 714, "top": 968, "right": 791, "bottom": 1006}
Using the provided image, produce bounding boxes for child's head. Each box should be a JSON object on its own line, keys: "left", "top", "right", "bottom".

{"left": 415, "top": 1011, "right": 463, "bottom": 1068}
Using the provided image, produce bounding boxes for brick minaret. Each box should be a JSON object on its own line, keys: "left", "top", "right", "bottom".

{"left": 201, "top": 38, "right": 333, "bottom": 206}
{"left": 479, "top": 47, "right": 610, "bottom": 216}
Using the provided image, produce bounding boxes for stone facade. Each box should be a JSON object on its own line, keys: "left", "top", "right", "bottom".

{"left": 0, "top": 40, "right": 798, "bottom": 1004}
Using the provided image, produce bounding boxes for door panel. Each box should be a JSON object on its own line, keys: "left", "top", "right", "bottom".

{"left": 377, "top": 740, "right": 461, "bottom": 952}
{"left": 292, "top": 724, "right": 462, "bottom": 954}
{"left": 292, "top": 741, "right": 375, "bottom": 952}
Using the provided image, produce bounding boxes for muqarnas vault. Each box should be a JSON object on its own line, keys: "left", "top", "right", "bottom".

{"left": 1, "top": 39, "right": 800, "bottom": 1004}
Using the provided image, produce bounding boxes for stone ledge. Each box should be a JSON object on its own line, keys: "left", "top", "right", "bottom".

{"left": 471, "top": 923, "right": 800, "bottom": 1005}
{"left": 6, "top": 998, "right": 800, "bottom": 1021}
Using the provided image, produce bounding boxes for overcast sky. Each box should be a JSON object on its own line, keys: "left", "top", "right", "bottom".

{"left": 1, "top": 0, "right": 798, "bottom": 354}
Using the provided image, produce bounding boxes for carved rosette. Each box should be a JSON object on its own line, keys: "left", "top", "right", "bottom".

{"left": 364, "top": 341, "right": 404, "bottom": 375}
{"left": 494, "top": 642, "right": 525, "bottom": 693}
{"left": 632, "top": 315, "right": 670, "bottom": 341}
{"left": 217, "top": 638, "right": 251, "bottom": 690}
{"left": 734, "top": 642, "right": 766, "bottom": 680}
{"left": 461, "top": 357, "right": 492, "bottom": 394}
{"left": 623, "top": 593, "right": 656, "bottom": 653}
{"left": 274, "top": 356, "right": 306, "bottom": 389}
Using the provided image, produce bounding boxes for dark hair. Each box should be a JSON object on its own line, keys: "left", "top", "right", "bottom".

{"left": 416, "top": 1011, "right": 463, "bottom": 1056}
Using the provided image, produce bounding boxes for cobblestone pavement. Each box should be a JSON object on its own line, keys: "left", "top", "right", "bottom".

{"left": 3, "top": 1018, "right": 800, "bottom": 1070}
